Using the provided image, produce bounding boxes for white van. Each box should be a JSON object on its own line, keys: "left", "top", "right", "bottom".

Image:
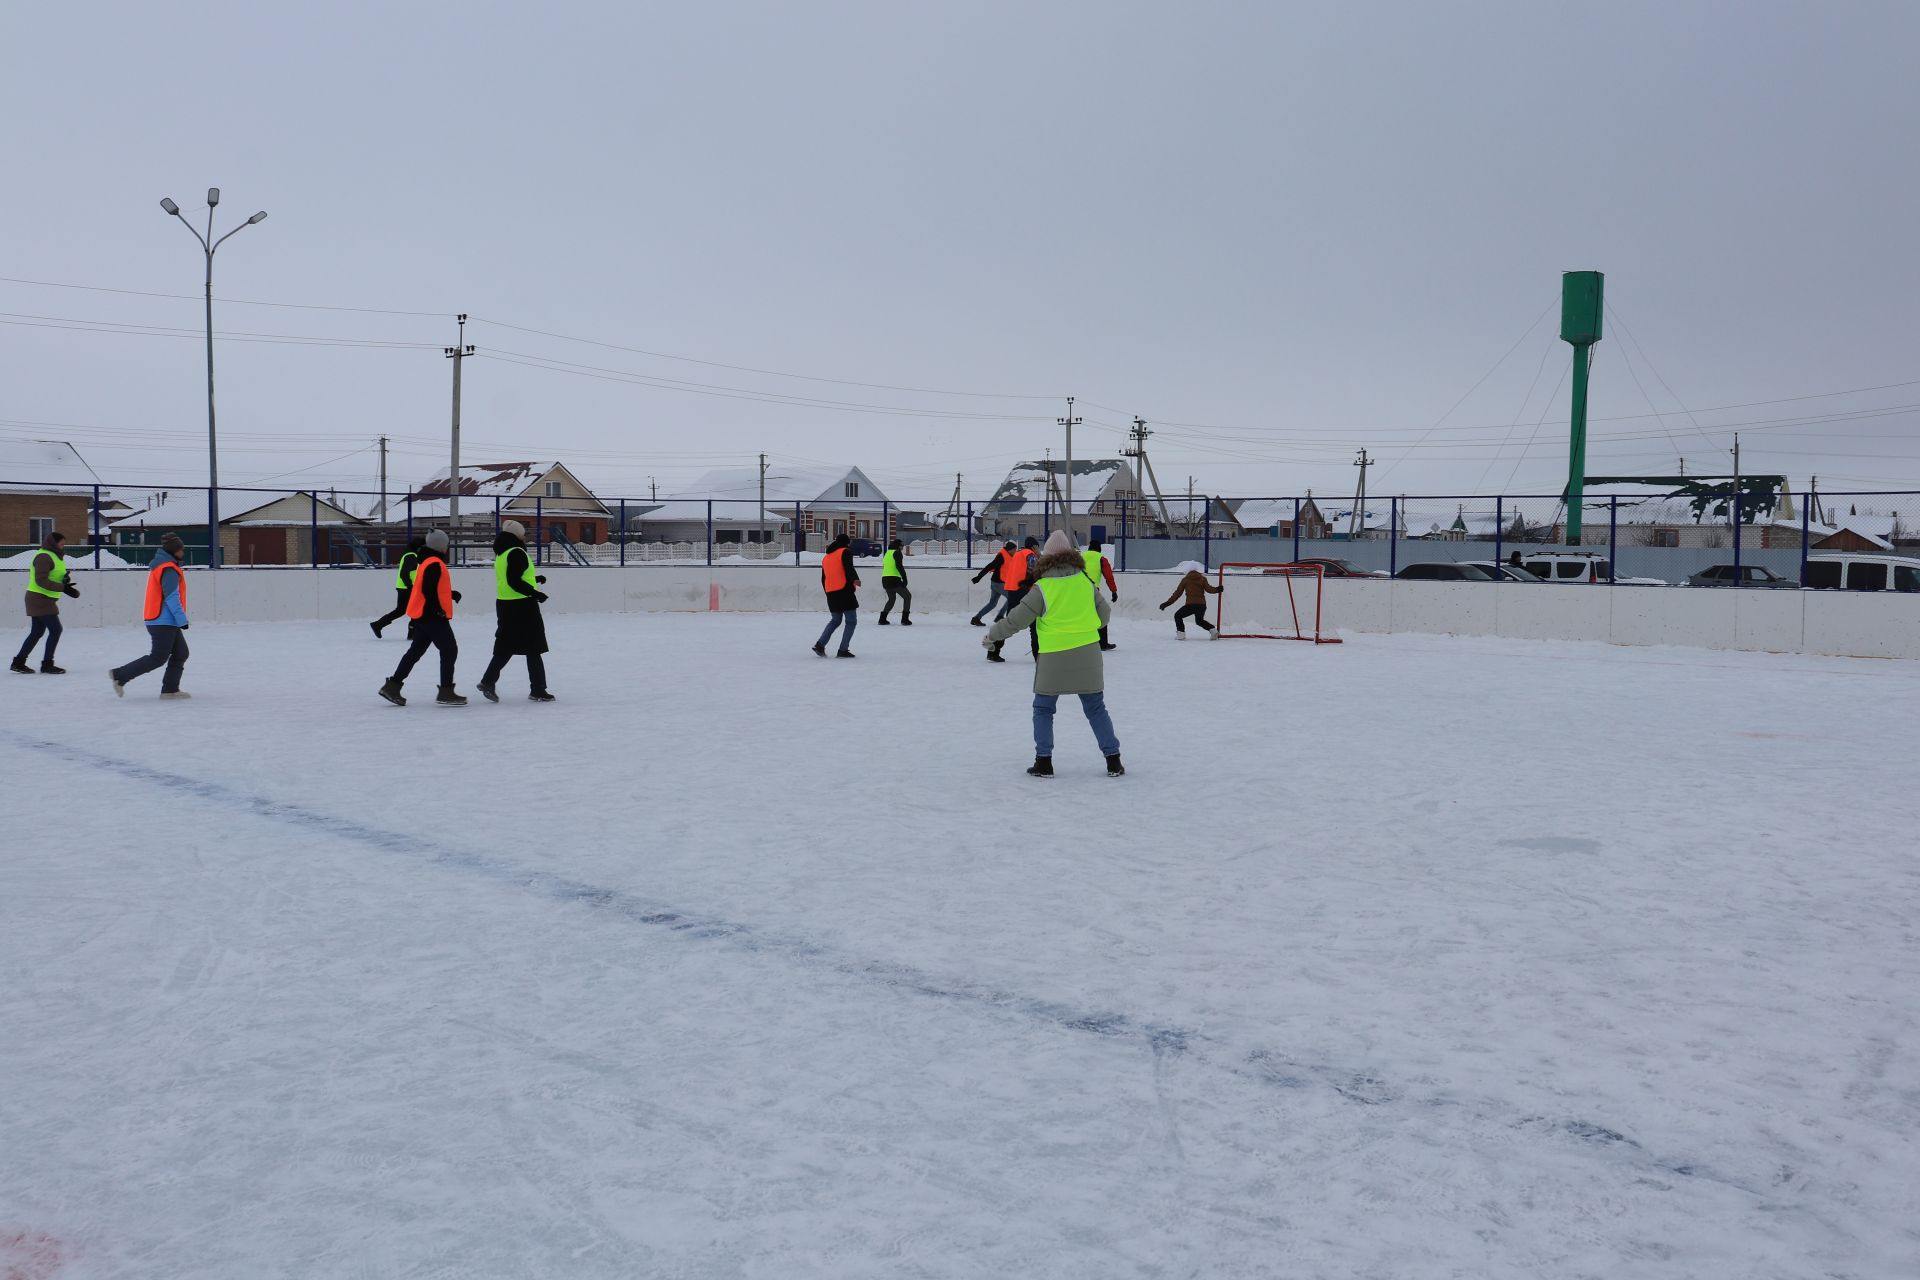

{"left": 1518, "top": 551, "right": 1665, "bottom": 586}
{"left": 1803, "top": 554, "right": 1920, "bottom": 593}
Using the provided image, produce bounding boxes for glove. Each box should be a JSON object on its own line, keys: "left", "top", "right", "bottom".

{"left": 981, "top": 633, "right": 994, "bottom": 648}
{"left": 64, "top": 585, "right": 80, "bottom": 598}
{"left": 452, "top": 590, "right": 463, "bottom": 603}
{"left": 535, "top": 575, "right": 547, "bottom": 585}
{"left": 534, "top": 591, "right": 549, "bottom": 604}
{"left": 1158, "top": 602, "right": 1168, "bottom": 611}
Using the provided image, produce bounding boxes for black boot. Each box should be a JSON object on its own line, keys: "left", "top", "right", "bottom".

{"left": 987, "top": 647, "right": 1006, "bottom": 663}
{"left": 436, "top": 684, "right": 468, "bottom": 706}
{"left": 877, "top": 617, "right": 890, "bottom": 625}
{"left": 9, "top": 658, "right": 32, "bottom": 674}
{"left": 528, "top": 690, "right": 556, "bottom": 702}
{"left": 378, "top": 679, "right": 406, "bottom": 706}
{"left": 477, "top": 682, "right": 499, "bottom": 702}
{"left": 901, "top": 618, "right": 912, "bottom": 626}
{"left": 1026, "top": 756, "right": 1054, "bottom": 778}
{"left": 370, "top": 620, "right": 383, "bottom": 639}
{"left": 836, "top": 649, "right": 857, "bottom": 658}
{"left": 1106, "top": 754, "right": 1125, "bottom": 777}
{"left": 812, "top": 642, "right": 828, "bottom": 657}
{"left": 39, "top": 660, "right": 66, "bottom": 675}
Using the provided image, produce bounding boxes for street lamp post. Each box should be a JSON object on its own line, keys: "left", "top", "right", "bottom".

{"left": 159, "top": 188, "right": 267, "bottom": 567}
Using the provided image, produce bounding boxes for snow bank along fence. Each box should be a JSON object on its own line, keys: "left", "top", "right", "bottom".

{"left": 8, "top": 562, "right": 1920, "bottom": 661}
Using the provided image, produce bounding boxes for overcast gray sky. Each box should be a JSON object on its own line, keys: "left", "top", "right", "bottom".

{"left": 4, "top": 0, "right": 1917, "bottom": 509}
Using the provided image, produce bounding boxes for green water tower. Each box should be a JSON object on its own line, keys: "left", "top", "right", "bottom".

{"left": 1561, "top": 271, "right": 1603, "bottom": 543}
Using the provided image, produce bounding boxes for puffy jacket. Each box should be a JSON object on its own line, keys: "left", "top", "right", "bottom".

{"left": 147, "top": 550, "right": 188, "bottom": 628}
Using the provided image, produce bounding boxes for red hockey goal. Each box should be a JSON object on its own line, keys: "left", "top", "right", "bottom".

{"left": 1214, "top": 563, "right": 1342, "bottom": 643}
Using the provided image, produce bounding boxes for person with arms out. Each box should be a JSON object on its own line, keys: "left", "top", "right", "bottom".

{"left": 1158, "top": 562, "right": 1221, "bottom": 638}
{"left": 969, "top": 541, "right": 1015, "bottom": 626}
{"left": 12, "top": 530, "right": 79, "bottom": 675}
{"left": 1084, "top": 536, "right": 1118, "bottom": 651}
{"left": 984, "top": 530, "right": 1123, "bottom": 777}
{"left": 379, "top": 529, "right": 467, "bottom": 705}
{"left": 370, "top": 534, "right": 425, "bottom": 638}
{"left": 110, "top": 533, "right": 192, "bottom": 699}
{"left": 986, "top": 536, "right": 1040, "bottom": 663}
{"left": 876, "top": 538, "right": 912, "bottom": 626}
{"left": 811, "top": 533, "right": 860, "bottom": 658}
{"left": 477, "top": 520, "right": 554, "bottom": 703}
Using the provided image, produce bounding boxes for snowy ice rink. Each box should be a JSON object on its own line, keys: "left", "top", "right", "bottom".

{"left": 4, "top": 609, "right": 1918, "bottom": 1278}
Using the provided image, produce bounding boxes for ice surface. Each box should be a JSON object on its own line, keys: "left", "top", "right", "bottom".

{"left": 3, "top": 609, "right": 1918, "bottom": 1278}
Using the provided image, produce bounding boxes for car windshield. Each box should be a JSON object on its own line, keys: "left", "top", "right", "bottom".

{"left": 1456, "top": 564, "right": 1495, "bottom": 580}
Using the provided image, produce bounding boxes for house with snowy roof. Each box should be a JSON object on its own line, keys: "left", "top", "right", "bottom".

{"left": 399, "top": 462, "right": 611, "bottom": 548}
{"left": 110, "top": 489, "right": 368, "bottom": 565}
{"left": 630, "top": 465, "right": 890, "bottom": 549}
{"left": 1230, "top": 496, "right": 1332, "bottom": 541}
{"left": 0, "top": 439, "right": 103, "bottom": 552}
{"left": 981, "top": 459, "right": 1143, "bottom": 543}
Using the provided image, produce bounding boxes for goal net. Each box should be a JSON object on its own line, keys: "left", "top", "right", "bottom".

{"left": 1214, "top": 564, "right": 1342, "bottom": 643}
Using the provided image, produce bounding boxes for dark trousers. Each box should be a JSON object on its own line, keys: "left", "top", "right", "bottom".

{"left": 393, "top": 617, "right": 457, "bottom": 687}
{"left": 15, "top": 614, "right": 62, "bottom": 663}
{"left": 373, "top": 588, "right": 409, "bottom": 633}
{"left": 970, "top": 582, "right": 1004, "bottom": 623}
{"left": 482, "top": 647, "right": 547, "bottom": 694}
{"left": 113, "top": 625, "right": 189, "bottom": 692}
{"left": 1173, "top": 603, "right": 1214, "bottom": 632}
{"left": 879, "top": 579, "right": 911, "bottom": 621}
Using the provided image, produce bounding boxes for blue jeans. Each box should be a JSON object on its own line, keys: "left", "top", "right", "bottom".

{"left": 971, "top": 582, "right": 1005, "bottom": 623}
{"left": 817, "top": 609, "right": 857, "bottom": 650}
{"left": 1033, "top": 692, "right": 1120, "bottom": 757}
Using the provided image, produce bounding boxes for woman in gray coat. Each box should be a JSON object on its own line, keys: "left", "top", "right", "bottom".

{"left": 984, "top": 530, "right": 1123, "bottom": 777}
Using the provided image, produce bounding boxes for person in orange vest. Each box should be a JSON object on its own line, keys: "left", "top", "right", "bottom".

{"left": 109, "top": 533, "right": 192, "bottom": 699}
{"left": 985, "top": 536, "right": 1040, "bottom": 662}
{"left": 378, "top": 529, "right": 467, "bottom": 705}
{"left": 969, "top": 541, "right": 1017, "bottom": 626}
{"left": 811, "top": 532, "right": 861, "bottom": 658}
{"left": 12, "top": 529, "right": 79, "bottom": 675}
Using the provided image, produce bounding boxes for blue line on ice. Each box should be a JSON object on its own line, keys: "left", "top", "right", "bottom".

{"left": 9, "top": 729, "right": 1757, "bottom": 1200}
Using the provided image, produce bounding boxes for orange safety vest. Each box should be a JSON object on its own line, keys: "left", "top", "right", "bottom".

{"left": 406, "top": 554, "right": 454, "bottom": 619}
{"left": 822, "top": 547, "right": 853, "bottom": 594}
{"left": 999, "top": 548, "right": 1032, "bottom": 592}
{"left": 142, "top": 560, "right": 185, "bottom": 621}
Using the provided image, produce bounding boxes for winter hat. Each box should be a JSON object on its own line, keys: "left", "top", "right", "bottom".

{"left": 1042, "top": 529, "right": 1074, "bottom": 556}
{"left": 425, "top": 529, "right": 450, "bottom": 554}
{"left": 1023, "top": 536, "right": 1040, "bottom": 549}
{"left": 160, "top": 533, "right": 185, "bottom": 555}
{"left": 501, "top": 519, "right": 527, "bottom": 541}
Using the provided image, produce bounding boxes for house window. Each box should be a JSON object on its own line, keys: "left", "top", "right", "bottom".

{"left": 580, "top": 523, "right": 597, "bottom": 544}
{"left": 544, "top": 480, "right": 563, "bottom": 498}
{"left": 28, "top": 517, "right": 55, "bottom": 545}
{"left": 1653, "top": 529, "right": 1679, "bottom": 548}
{"left": 844, "top": 482, "right": 860, "bottom": 498}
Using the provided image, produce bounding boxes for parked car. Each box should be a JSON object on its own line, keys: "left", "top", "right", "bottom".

{"left": 1517, "top": 552, "right": 1666, "bottom": 586}
{"left": 1803, "top": 554, "right": 1920, "bottom": 592}
{"left": 1395, "top": 562, "right": 1499, "bottom": 582}
{"left": 1285, "top": 557, "right": 1389, "bottom": 579}
{"left": 1464, "top": 561, "right": 1543, "bottom": 582}
{"left": 1686, "top": 564, "right": 1800, "bottom": 588}
{"left": 849, "top": 538, "right": 884, "bottom": 557}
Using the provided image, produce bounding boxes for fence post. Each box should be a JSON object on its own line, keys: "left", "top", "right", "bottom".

{"left": 965, "top": 502, "right": 974, "bottom": 572}
{"left": 1800, "top": 491, "right": 1811, "bottom": 582}
{"left": 1608, "top": 496, "right": 1617, "bottom": 583}
{"left": 794, "top": 503, "right": 803, "bottom": 566}
{"left": 1732, "top": 488, "right": 1742, "bottom": 577}
{"left": 1202, "top": 499, "right": 1213, "bottom": 571}
{"left": 1494, "top": 496, "right": 1504, "bottom": 568}
{"left": 706, "top": 501, "right": 713, "bottom": 567}
{"left": 310, "top": 490, "right": 319, "bottom": 568}
{"left": 1292, "top": 496, "right": 1301, "bottom": 562}
{"left": 535, "top": 496, "right": 544, "bottom": 567}
{"left": 882, "top": 499, "right": 890, "bottom": 548}
{"left": 1118, "top": 499, "right": 1128, "bottom": 572}
{"left": 1389, "top": 497, "right": 1399, "bottom": 575}
{"left": 406, "top": 496, "right": 413, "bottom": 553}
{"left": 618, "top": 498, "right": 626, "bottom": 567}
{"left": 92, "top": 483, "right": 101, "bottom": 569}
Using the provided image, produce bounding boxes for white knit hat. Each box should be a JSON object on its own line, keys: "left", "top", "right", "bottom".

{"left": 501, "top": 519, "right": 527, "bottom": 541}
{"left": 1043, "top": 529, "right": 1075, "bottom": 556}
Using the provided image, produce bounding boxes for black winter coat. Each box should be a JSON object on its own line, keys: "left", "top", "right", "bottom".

{"left": 492, "top": 538, "right": 549, "bottom": 655}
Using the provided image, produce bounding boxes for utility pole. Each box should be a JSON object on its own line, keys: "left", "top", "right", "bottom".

{"left": 758, "top": 452, "right": 768, "bottom": 554}
{"left": 939, "top": 472, "right": 964, "bottom": 531}
{"left": 1123, "top": 417, "right": 1173, "bottom": 530}
{"left": 1058, "top": 396, "right": 1081, "bottom": 544}
{"left": 376, "top": 435, "right": 389, "bottom": 522}
{"left": 649, "top": 476, "right": 657, "bottom": 501}
{"left": 444, "top": 314, "right": 474, "bottom": 557}
{"left": 1729, "top": 432, "right": 1741, "bottom": 541}
{"left": 1349, "top": 448, "right": 1372, "bottom": 539}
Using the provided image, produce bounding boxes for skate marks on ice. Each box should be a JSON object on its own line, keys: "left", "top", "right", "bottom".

{"left": 0, "top": 1230, "right": 68, "bottom": 1280}
{"left": 6, "top": 730, "right": 1777, "bottom": 1207}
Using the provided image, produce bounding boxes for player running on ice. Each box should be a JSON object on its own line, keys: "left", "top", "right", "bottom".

{"left": 1158, "top": 562, "right": 1221, "bottom": 638}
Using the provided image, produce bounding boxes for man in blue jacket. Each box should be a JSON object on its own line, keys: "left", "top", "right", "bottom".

{"left": 111, "top": 533, "right": 193, "bottom": 699}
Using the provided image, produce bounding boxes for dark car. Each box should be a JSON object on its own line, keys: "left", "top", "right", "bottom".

{"left": 1395, "top": 562, "right": 1498, "bottom": 582}
{"left": 849, "top": 538, "right": 884, "bottom": 557}
{"left": 1286, "top": 557, "right": 1388, "bottom": 579}
{"left": 1464, "top": 561, "right": 1544, "bottom": 582}
{"left": 1687, "top": 564, "right": 1799, "bottom": 588}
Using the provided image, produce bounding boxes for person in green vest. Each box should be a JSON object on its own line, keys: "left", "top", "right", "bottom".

{"left": 983, "top": 529, "right": 1122, "bottom": 777}
{"left": 1083, "top": 536, "right": 1118, "bottom": 651}
{"left": 876, "top": 538, "right": 912, "bottom": 625}
{"left": 11, "top": 530, "right": 79, "bottom": 675}
{"left": 477, "top": 520, "right": 554, "bottom": 702}
{"left": 370, "top": 534, "right": 426, "bottom": 638}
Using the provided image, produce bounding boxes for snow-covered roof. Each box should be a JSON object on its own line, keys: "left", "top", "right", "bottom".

{"left": 0, "top": 439, "right": 102, "bottom": 493}
{"left": 675, "top": 464, "right": 889, "bottom": 508}
{"left": 1813, "top": 516, "right": 1895, "bottom": 549}
{"left": 633, "top": 500, "right": 793, "bottom": 527}
{"left": 1230, "top": 498, "right": 1329, "bottom": 530}
{"left": 401, "top": 461, "right": 608, "bottom": 521}
{"left": 110, "top": 490, "right": 362, "bottom": 529}
{"left": 984, "top": 459, "right": 1133, "bottom": 516}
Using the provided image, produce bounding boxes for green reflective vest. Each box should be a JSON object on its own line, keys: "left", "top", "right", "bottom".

{"left": 394, "top": 550, "right": 418, "bottom": 591}
{"left": 26, "top": 549, "right": 67, "bottom": 599}
{"left": 1081, "top": 548, "right": 1106, "bottom": 581}
{"left": 495, "top": 547, "right": 534, "bottom": 600}
{"left": 882, "top": 548, "right": 903, "bottom": 578}
{"left": 1035, "top": 573, "right": 1101, "bottom": 654}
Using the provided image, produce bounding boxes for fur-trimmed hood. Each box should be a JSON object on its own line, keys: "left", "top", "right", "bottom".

{"left": 1034, "top": 548, "right": 1091, "bottom": 577}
